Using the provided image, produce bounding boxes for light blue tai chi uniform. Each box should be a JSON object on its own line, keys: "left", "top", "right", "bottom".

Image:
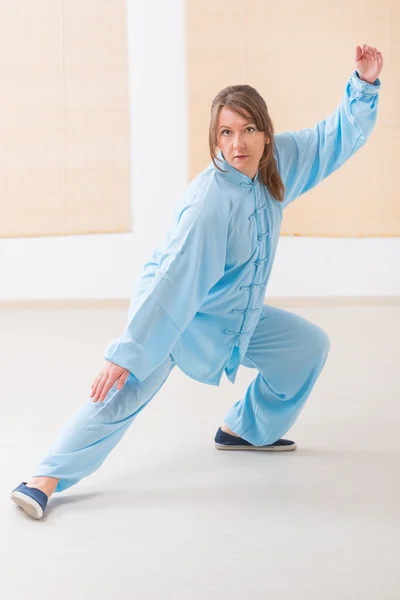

{"left": 35, "top": 71, "right": 381, "bottom": 492}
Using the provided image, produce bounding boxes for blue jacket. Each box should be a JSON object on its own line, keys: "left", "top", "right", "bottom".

{"left": 104, "top": 70, "right": 381, "bottom": 386}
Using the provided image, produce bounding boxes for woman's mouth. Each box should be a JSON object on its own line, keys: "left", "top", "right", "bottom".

{"left": 234, "top": 155, "right": 249, "bottom": 160}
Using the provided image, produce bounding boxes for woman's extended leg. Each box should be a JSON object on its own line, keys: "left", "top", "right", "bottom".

{"left": 25, "top": 354, "right": 176, "bottom": 495}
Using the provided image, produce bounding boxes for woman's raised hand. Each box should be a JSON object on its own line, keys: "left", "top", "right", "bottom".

{"left": 355, "top": 44, "right": 383, "bottom": 84}
{"left": 90, "top": 361, "right": 130, "bottom": 403}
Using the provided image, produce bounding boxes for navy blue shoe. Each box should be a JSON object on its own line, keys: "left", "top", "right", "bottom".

{"left": 214, "top": 428, "right": 297, "bottom": 452}
{"left": 11, "top": 482, "right": 49, "bottom": 520}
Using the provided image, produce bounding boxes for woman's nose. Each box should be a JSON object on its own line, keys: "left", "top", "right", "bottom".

{"left": 233, "top": 135, "right": 245, "bottom": 149}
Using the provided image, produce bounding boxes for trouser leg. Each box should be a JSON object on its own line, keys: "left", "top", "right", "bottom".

{"left": 33, "top": 354, "right": 176, "bottom": 493}
{"left": 223, "top": 305, "right": 330, "bottom": 446}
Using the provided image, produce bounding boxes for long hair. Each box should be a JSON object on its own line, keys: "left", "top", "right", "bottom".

{"left": 209, "top": 84, "right": 284, "bottom": 203}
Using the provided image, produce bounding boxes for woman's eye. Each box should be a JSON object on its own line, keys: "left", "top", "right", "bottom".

{"left": 221, "top": 130, "right": 231, "bottom": 136}
{"left": 246, "top": 127, "right": 256, "bottom": 133}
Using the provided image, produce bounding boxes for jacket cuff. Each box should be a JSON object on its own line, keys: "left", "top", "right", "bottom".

{"left": 103, "top": 299, "right": 180, "bottom": 382}
{"left": 351, "top": 70, "right": 381, "bottom": 94}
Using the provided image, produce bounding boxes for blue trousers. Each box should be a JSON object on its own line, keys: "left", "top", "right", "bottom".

{"left": 34, "top": 305, "right": 330, "bottom": 493}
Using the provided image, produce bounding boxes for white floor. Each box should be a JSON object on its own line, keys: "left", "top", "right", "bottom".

{"left": 1, "top": 300, "right": 399, "bottom": 599}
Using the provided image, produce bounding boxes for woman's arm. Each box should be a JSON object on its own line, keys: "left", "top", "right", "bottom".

{"left": 274, "top": 45, "right": 383, "bottom": 208}
{"left": 103, "top": 185, "right": 230, "bottom": 382}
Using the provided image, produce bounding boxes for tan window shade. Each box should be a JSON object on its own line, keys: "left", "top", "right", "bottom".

{"left": 186, "top": 0, "right": 399, "bottom": 237}
{"left": 0, "top": 0, "right": 131, "bottom": 238}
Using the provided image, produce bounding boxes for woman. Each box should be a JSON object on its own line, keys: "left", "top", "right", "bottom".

{"left": 11, "top": 44, "right": 383, "bottom": 519}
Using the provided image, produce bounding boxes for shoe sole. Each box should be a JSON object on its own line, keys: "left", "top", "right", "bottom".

{"left": 11, "top": 491, "right": 44, "bottom": 520}
{"left": 215, "top": 442, "right": 297, "bottom": 452}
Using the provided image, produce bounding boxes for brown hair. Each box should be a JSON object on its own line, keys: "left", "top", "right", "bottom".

{"left": 209, "top": 84, "right": 284, "bottom": 203}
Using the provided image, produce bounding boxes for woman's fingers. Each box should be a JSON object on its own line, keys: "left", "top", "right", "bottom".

{"left": 91, "top": 362, "right": 130, "bottom": 402}
{"left": 97, "top": 371, "right": 129, "bottom": 401}
{"left": 363, "top": 44, "right": 374, "bottom": 56}
{"left": 90, "top": 373, "right": 102, "bottom": 394}
{"left": 97, "top": 376, "right": 114, "bottom": 402}
{"left": 92, "top": 372, "right": 110, "bottom": 403}
{"left": 90, "top": 378, "right": 99, "bottom": 398}
{"left": 95, "top": 371, "right": 122, "bottom": 402}
{"left": 91, "top": 362, "right": 112, "bottom": 400}
{"left": 117, "top": 371, "right": 129, "bottom": 390}
{"left": 90, "top": 370, "right": 105, "bottom": 398}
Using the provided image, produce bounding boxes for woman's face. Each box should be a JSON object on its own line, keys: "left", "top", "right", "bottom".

{"left": 217, "top": 106, "right": 269, "bottom": 179}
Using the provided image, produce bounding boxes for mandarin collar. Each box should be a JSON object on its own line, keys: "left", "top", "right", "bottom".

{"left": 213, "top": 151, "right": 259, "bottom": 187}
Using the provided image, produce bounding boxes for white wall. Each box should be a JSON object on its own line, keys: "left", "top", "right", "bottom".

{"left": 0, "top": 0, "right": 398, "bottom": 300}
